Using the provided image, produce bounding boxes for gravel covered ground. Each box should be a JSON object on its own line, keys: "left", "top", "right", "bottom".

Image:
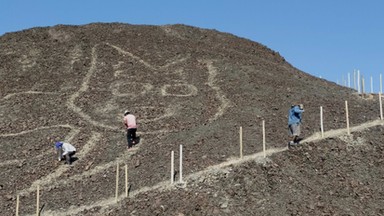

{"left": 0, "top": 23, "right": 383, "bottom": 215}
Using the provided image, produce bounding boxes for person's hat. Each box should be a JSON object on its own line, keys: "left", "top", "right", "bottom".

{"left": 55, "top": 141, "right": 63, "bottom": 149}
{"left": 124, "top": 110, "right": 130, "bottom": 116}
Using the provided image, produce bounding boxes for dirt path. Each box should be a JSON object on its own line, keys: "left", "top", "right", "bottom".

{"left": 301, "top": 119, "right": 384, "bottom": 143}
{"left": 35, "top": 119, "right": 384, "bottom": 216}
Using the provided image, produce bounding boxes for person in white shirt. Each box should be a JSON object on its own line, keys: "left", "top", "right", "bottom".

{"left": 55, "top": 141, "right": 76, "bottom": 165}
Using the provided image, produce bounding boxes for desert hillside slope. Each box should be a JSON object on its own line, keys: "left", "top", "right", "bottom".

{"left": 0, "top": 23, "right": 382, "bottom": 215}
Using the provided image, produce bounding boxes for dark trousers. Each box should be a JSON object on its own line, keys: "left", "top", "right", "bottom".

{"left": 65, "top": 151, "right": 76, "bottom": 165}
{"left": 127, "top": 128, "right": 137, "bottom": 148}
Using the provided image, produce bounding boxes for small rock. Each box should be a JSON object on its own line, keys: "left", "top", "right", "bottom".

{"left": 220, "top": 202, "right": 228, "bottom": 208}
{"left": 85, "top": 161, "right": 94, "bottom": 171}
{"left": 135, "top": 159, "right": 140, "bottom": 168}
{"left": 5, "top": 194, "right": 13, "bottom": 201}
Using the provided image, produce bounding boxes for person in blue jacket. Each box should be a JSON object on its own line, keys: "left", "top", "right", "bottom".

{"left": 288, "top": 104, "right": 304, "bottom": 148}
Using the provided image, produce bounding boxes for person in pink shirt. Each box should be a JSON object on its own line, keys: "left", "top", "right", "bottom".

{"left": 123, "top": 110, "right": 137, "bottom": 150}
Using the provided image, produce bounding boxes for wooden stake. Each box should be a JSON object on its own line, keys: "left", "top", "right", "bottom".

{"left": 115, "top": 163, "right": 119, "bottom": 202}
{"left": 36, "top": 185, "right": 39, "bottom": 216}
{"left": 16, "top": 194, "right": 19, "bottom": 216}
{"left": 348, "top": 73, "right": 351, "bottom": 88}
{"left": 125, "top": 164, "right": 128, "bottom": 198}
{"left": 357, "top": 70, "right": 360, "bottom": 93}
{"left": 262, "top": 120, "right": 266, "bottom": 158}
{"left": 345, "top": 101, "right": 350, "bottom": 135}
{"left": 380, "top": 73, "right": 383, "bottom": 93}
{"left": 362, "top": 76, "right": 365, "bottom": 95}
{"left": 179, "top": 145, "right": 183, "bottom": 183}
{"left": 353, "top": 69, "right": 356, "bottom": 90}
{"left": 320, "top": 106, "right": 324, "bottom": 138}
{"left": 171, "top": 151, "right": 174, "bottom": 184}
{"left": 380, "top": 92, "right": 383, "bottom": 120}
{"left": 371, "top": 75, "right": 373, "bottom": 93}
{"left": 239, "top": 126, "right": 243, "bottom": 159}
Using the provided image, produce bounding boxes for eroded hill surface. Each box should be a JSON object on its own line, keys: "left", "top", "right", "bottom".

{"left": 0, "top": 23, "right": 382, "bottom": 215}
{"left": 101, "top": 125, "right": 384, "bottom": 216}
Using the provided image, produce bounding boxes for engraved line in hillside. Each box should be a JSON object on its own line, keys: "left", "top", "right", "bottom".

{"left": 107, "top": 43, "right": 156, "bottom": 70}
{"left": 38, "top": 119, "right": 384, "bottom": 216}
{"left": 0, "top": 117, "right": 79, "bottom": 166}
{"left": 2, "top": 91, "right": 60, "bottom": 100}
{"left": 66, "top": 45, "right": 118, "bottom": 131}
{"left": 107, "top": 43, "right": 189, "bottom": 70}
{"left": 22, "top": 132, "right": 101, "bottom": 196}
{"left": 0, "top": 124, "right": 74, "bottom": 137}
{"left": 23, "top": 147, "right": 139, "bottom": 200}
{"left": 0, "top": 159, "right": 23, "bottom": 167}
{"left": 19, "top": 136, "right": 141, "bottom": 198}
{"left": 0, "top": 125, "right": 79, "bottom": 167}
{"left": 161, "top": 56, "right": 189, "bottom": 69}
{"left": 205, "top": 60, "right": 231, "bottom": 122}
{"left": 65, "top": 43, "right": 195, "bottom": 134}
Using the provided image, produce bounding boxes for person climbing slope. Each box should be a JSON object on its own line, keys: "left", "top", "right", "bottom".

{"left": 123, "top": 110, "right": 137, "bottom": 150}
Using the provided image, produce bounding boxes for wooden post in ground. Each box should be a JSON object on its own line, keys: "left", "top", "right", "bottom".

{"left": 262, "top": 120, "right": 266, "bottom": 158}
{"left": 362, "top": 76, "right": 365, "bottom": 95}
{"left": 171, "top": 151, "right": 174, "bottom": 184}
{"left": 239, "top": 126, "right": 243, "bottom": 159}
{"left": 179, "top": 145, "right": 183, "bottom": 183}
{"left": 36, "top": 185, "right": 39, "bottom": 216}
{"left": 125, "top": 164, "right": 128, "bottom": 198}
{"left": 348, "top": 73, "right": 351, "bottom": 88}
{"left": 16, "top": 194, "right": 19, "bottom": 216}
{"left": 115, "top": 163, "right": 119, "bottom": 202}
{"left": 320, "top": 106, "right": 324, "bottom": 138}
{"left": 380, "top": 73, "right": 383, "bottom": 93}
{"left": 371, "top": 75, "right": 373, "bottom": 94}
{"left": 353, "top": 69, "right": 356, "bottom": 90}
{"left": 357, "top": 70, "right": 361, "bottom": 94}
{"left": 345, "top": 101, "right": 350, "bottom": 135}
{"left": 380, "top": 92, "right": 383, "bottom": 120}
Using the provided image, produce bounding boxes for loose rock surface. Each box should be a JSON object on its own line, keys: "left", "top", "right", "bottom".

{"left": 0, "top": 23, "right": 382, "bottom": 215}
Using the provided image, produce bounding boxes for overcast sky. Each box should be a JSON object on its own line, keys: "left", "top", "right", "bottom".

{"left": 1, "top": 0, "right": 384, "bottom": 92}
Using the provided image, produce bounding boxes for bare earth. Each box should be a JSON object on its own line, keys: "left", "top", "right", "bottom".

{"left": 0, "top": 23, "right": 383, "bottom": 215}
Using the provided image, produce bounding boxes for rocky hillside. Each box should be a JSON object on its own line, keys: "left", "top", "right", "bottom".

{"left": 0, "top": 23, "right": 382, "bottom": 215}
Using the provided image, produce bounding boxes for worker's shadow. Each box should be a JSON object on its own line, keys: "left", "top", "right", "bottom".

{"left": 296, "top": 137, "right": 304, "bottom": 144}
{"left": 66, "top": 157, "right": 78, "bottom": 165}
{"left": 134, "top": 136, "right": 141, "bottom": 146}
{"left": 71, "top": 157, "right": 79, "bottom": 163}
